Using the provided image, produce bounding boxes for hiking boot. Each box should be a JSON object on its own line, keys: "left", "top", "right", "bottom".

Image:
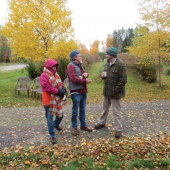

{"left": 55, "top": 125, "right": 62, "bottom": 131}
{"left": 71, "top": 128, "right": 79, "bottom": 136}
{"left": 80, "top": 126, "right": 92, "bottom": 132}
{"left": 115, "top": 131, "right": 122, "bottom": 139}
{"left": 50, "top": 137, "right": 56, "bottom": 145}
{"left": 94, "top": 123, "right": 105, "bottom": 129}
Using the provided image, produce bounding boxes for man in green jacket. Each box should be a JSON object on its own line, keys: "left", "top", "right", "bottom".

{"left": 94, "top": 47, "right": 127, "bottom": 139}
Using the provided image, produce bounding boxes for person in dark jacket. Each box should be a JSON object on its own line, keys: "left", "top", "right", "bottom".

{"left": 40, "top": 59, "right": 66, "bottom": 144}
{"left": 66, "top": 50, "right": 92, "bottom": 136}
{"left": 94, "top": 47, "right": 127, "bottom": 139}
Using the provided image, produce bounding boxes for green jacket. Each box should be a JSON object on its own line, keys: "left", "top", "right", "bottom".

{"left": 103, "top": 58, "right": 127, "bottom": 99}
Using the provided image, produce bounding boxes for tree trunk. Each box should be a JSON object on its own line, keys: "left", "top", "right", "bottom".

{"left": 158, "top": 55, "right": 162, "bottom": 87}
{"left": 158, "top": 37, "right": 162, "bottom": 87}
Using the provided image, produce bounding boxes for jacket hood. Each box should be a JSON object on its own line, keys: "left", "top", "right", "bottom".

{"left": 45, "top": 59, "right": 58, "bottom": 69}
{"left": 44, "top": 59, "right": 58, "bottom": 75}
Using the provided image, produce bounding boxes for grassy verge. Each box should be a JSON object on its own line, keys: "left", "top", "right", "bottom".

{"left": 0, "top": 69, "right": 41, "bottom": 108}
{"left": 87, "top": 60, "right": 170, "bottom": 103}
{"left": 87, "top": 62, "right": 104, "bottom": 104}
{"left": 124, "top": 68, "right": 170, "bottom": 102}
{"left": 1, "top": 61, "right": 170, "bottom": 108}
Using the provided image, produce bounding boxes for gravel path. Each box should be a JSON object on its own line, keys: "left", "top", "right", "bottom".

{"left": 0, "top": 64, "right": 27, "bottom": 71}
{"left": 0, "top": 100, "right": 170, "bottom": 149}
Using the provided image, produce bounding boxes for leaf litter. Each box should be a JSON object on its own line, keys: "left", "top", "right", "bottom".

{"left": 0, "top": 100, "right": 170, "bottom": 169}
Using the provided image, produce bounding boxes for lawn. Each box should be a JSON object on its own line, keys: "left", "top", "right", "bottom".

{"left": 1, "top": 60, "right": 170, "bottom": 108}
{"left": 0, "top": 69, "right": 41, "bottom": 108}
{"left": 1, "top": 61, "right": 170, "bottom": 169}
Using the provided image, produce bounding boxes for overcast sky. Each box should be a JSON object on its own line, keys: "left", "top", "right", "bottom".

{"left": 0, "top": 0, "right": 141, "bottom": 49}
{"left": 68, "top": 0, "right": 141, "bottom": 49}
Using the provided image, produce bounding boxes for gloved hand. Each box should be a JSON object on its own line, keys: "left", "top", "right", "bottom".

{"left": 58, "top": 86, "right": 66, "bottom": 99}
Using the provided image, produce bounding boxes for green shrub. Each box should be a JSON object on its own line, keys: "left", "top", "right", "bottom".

{"left": 98, "top": 52, "right": 106, "bottom": 61}
{"left": 118, "top": 53, "right": 138, "bottom": 68}
{"left": 25, "top": 61, "right": 44, "bottom": 79}
{"left": 25, "top": 62, "right": 37, "bottom": 79}
{"left": 82, "top": 54, "right": 94, "bottom": 70}
{"left": 164, "top": 60, "right": 170, "bottom": 66}
{"left": 134, "top": 60, "right": 157, "bottom": 83}
{"left": 93, "top": 54, "right": 101, "bottom": 63}
{"left": 57, "top": 56, "right": 70, "bottom": 81}
{"left": 78, "top": 54, "right": 101, "bottom": 71}
{"left": 165, "top": 68, "right": 170, "bottom": 75}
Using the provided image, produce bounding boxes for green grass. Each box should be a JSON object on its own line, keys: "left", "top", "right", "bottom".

{"left": 60, "top": 157, "right": 94, "bottom": 170}
{"left": 61, "top": 156, "right": 170, "bottom": 170}
{"left": 0, "top": 69, "right": 41, "bottom": 108}
{"left": 124, "top": 70, "right": 170, "bottom": 102}
{"left": 87, "top": 61, "right": 104, "bottom": 104}
{"left": 1, "top": 61, "right": 170, "bottom": 108}
{"left": 88, "top": 60, "right": 170, "bottom": 103}
{"left": 1, "top": 151, "right": 170, "bottom": 169}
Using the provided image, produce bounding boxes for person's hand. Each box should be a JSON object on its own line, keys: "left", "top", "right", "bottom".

{"left": 58, "top": 87, "right": 66, "bottom": 98}
{"left": 82, "top": 73, "right": 88, "bottom": 78}
{"left": 101, "top": 72, "right": 107, "bottom": 78}
{"left": 86, "top": 78, "right": 92, "bottom": 84}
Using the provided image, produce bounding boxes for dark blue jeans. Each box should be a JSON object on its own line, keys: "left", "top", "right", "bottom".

{"left": 70, "top": 93, "right": 87, "bottom": 128}
{"left": 44, "top": 106, "right": 63, "bottom": 138}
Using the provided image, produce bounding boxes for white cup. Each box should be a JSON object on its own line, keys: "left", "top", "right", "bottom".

{"left": 103, "top": 71, "right": 107, "bottom": 77}
{"left": 79, "top": 76, "right": 83, "bottom": 79}
{"left": 62, "top": 95, "right": 66, "bottom": 101}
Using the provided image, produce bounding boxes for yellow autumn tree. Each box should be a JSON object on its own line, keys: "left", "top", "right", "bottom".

{"left": 78, "top": 43, "right": 89, "bottom": 55}
{"left": 90, "top": 40, "right": 100, "bottom": 55}
{"left": 2, "top": 0, "right": 78, "bottom": 62}
{"left": 127, "top": 0, "right": 170, "bottom": 87}
{"left": 101, "top": 34, "right": 114, "bottom": 52}
{"left": 106, "top": 34, "right": 114, "bottom": 49}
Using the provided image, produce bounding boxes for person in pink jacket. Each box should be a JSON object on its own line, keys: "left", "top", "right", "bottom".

{"left": 40, "top": 59, "right": 66, "bottom": 144}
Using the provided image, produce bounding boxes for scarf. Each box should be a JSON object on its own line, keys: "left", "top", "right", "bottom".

{"left": 44, "top": 67, "right": 66, "bottom": 117}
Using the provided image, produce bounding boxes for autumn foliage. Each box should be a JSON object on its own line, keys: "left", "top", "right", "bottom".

{"left": 2, "top": 0, "right": 78, "bottom": 62}
{"left": 127, "top": 0, "right": 170, "bottom": 86}
{"left": 90, "top": 40, "right": 100, "bottom": 55}
{"left": 1, "top": 134, "right": 170, "bottom": 169}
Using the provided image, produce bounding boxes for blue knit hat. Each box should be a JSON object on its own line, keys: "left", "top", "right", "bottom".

{"left": 70, "top": 50, "right": 80, "bottom": 59}
{"left": 106, "top": 47, "right": 118, "bottom": 57}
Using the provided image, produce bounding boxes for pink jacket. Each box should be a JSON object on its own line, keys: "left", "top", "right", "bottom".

{"left": 40, "top": 59, "right": 59, "bottom": 94}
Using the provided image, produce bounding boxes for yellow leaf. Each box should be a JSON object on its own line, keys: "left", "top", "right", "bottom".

{"left": 25, "top": 160, "right": 31, "bottom": 165}
{"left": 42, "top": 160, "right": 48, "bottom": 165}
